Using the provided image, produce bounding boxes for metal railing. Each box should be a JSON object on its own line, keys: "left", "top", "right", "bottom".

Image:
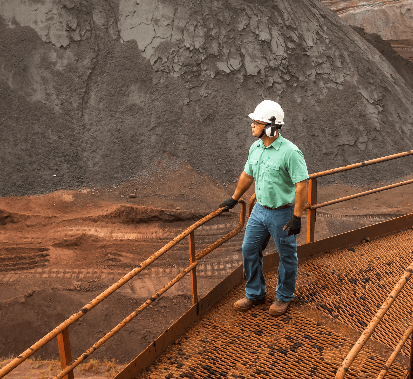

{"left": 305, "top": 150, "right": 413, "bottom": 243}
{"left": 247, "top": 150, "right": 413, "bottom": 241}
{"left": 0, "top": 200, "right": 246, "bottom": 379}
{"left": 304, "top": 150, "right": 413, "bottom": 379}
{"left": 247, "top": 150, "right": 413, "bottom": 378}
{"left": 335, "top": 261, "right": 413, "bottom": 379}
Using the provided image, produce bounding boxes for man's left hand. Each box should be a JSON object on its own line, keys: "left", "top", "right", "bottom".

{"left": 283, "top": 215, "right": 301, "bottom": 236}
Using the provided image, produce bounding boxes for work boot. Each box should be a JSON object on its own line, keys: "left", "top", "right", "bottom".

{"left": 233, "top": 297, "right": 266, "bottom": 312}
{"left": 269, "top": 298, "right": 291, "bottom": 316}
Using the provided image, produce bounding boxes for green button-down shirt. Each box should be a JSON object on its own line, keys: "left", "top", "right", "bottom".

{"left": 244, "top": 134, "right": 309, "bottom": 208}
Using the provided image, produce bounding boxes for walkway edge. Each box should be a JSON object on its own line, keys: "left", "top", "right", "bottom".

{"left": 114, "top": 265, "right": 244, "bottom": 379}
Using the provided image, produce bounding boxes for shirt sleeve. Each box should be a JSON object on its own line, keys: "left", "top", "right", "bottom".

{"left": 287, "top": 149, "right": 309, "bottom": 184}
{"left": 243, "top": 144, "right": 255, "bottom": 176}
{"left": 244, "top": 160, "right": 253, "bottom": 176}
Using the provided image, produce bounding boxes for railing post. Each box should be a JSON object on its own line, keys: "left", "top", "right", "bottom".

{"left": 188, "top": 231, "right": 198, "bottom": 305}
{"left": 57, "top": 327, "right": 74, "bottom": 379}
{"left": 306, "top": 178, "right": 317, "bottom": 243}
{"left": 248, "top": 193, "right": 256, "bottom": 218}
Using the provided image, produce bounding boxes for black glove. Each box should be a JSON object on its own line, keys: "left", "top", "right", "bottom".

{"left": 283, "top": 215, "right": 301, "bottom": 236}
{"left": 219, "top": 198, "right": 238, "bottom": 211}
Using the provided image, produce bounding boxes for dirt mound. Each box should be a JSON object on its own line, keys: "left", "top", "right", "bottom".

{"left": 93, "top": 205, "right": 211, "bottom": 224}
{"left": 0, "top": 0, "right": 412, "bottom": 197}
{"left": 352, "top": 27, "right": 413, "bottom": 90}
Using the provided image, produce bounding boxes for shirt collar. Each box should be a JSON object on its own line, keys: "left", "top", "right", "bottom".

{"left": 259, "top": 133, "right": 283, "bottom": 150}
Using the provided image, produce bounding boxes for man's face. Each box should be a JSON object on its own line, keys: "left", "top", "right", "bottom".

{"left": 251, "top": 120, "right": 267, "bottom": 138}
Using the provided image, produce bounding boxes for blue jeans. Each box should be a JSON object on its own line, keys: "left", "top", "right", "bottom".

{"left": 242, "top": 203, "right": 298, "bottom": 302}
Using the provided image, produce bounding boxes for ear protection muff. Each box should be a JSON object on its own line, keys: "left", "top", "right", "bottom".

{"left": 264, "top": 116, "right": 281, "bottom": 137}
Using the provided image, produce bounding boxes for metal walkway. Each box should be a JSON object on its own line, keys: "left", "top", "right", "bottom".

{"left": 2, "top": 152, "right": 412, "bottom": 379}
{"left": 137, "top": 228, "right": 413, "bottom": 379}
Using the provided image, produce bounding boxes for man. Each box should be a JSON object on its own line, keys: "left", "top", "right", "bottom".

{"left": 220, "top": 100, "right": 309, "bottom": 316}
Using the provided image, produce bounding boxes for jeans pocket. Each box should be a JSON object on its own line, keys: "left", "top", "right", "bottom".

{"left": 280, "top": 235, "right": 296, "bottom": 245}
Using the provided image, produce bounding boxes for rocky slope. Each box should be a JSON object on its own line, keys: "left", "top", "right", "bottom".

{"left": 351, "top": 26, "right": 413, "bottom": 89}
{"left": 0, "top": 0, "right": 412, "bottom": 197}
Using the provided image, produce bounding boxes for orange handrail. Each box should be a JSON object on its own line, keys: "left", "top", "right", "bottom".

{"left": 0, "top": 201, "right": 246, "bottom": 379}
{"left": 307, "top": 178, "right": 413, "bottom": 210}
{"left": 376, "top": 324, "right": 413, "bottom": 379}
{"left": 246, "top": 150, "right": 413, "bottom": 244}
{"left": 305, "top": 150, "right": 413, "bottom": 243}
{"left": 335, "top": 261, "right": 413, "bottom": 378}
{"left": 309, "top": 150, "right": 413, "bottom": 179}
{"left": 55, "top": 262, "right": 200, "bottom": 379}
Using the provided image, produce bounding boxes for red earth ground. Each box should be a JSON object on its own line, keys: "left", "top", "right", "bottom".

{"left": 0, "top": 162, "right": 412, "bottom": 378}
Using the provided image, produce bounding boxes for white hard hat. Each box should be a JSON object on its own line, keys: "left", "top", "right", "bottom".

{"left": 248, "top": 100, "right": 284, "bottom": 125}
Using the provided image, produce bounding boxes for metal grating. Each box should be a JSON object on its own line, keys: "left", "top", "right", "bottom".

{"left": 137, "top": 229, "right": 413, "bottom": 379}
{"left": 297, "top": 228, "right": 413, "bottom": 357}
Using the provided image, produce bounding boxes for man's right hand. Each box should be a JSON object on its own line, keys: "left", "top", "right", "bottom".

{"left": 219, "top": 198, "right": 238, "bottom": 210}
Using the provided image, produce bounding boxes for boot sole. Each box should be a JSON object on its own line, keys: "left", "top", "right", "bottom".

{"left": 233, "top": 299, "right": 266, "bottom": 312}
{"left": 268, "top": 308, "right": 288, "bottom": 316}
{"left": 269, "top": 303, "right": 291, "bottom": 316}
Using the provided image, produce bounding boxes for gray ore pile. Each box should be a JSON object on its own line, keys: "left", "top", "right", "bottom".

{"left": 0, "top": 0, "right": 412, "bottom": 197}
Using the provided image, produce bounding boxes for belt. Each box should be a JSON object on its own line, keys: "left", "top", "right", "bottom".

{"left": 262, "top": 203, "right": 294, "bottom": 210}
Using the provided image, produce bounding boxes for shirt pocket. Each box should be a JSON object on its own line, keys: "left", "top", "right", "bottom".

{"left": 265, "top": 163, "right": 280, "bottom": 182}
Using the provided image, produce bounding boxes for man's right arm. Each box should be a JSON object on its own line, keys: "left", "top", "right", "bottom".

{"left": 232, "top": 171, "right": 254, "bottom": 201}
{"left": 219, "top": 143, "right": 256, "bottom": 210}
{"left": 219, "top": 171, "right": 254, "bottom": 209}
